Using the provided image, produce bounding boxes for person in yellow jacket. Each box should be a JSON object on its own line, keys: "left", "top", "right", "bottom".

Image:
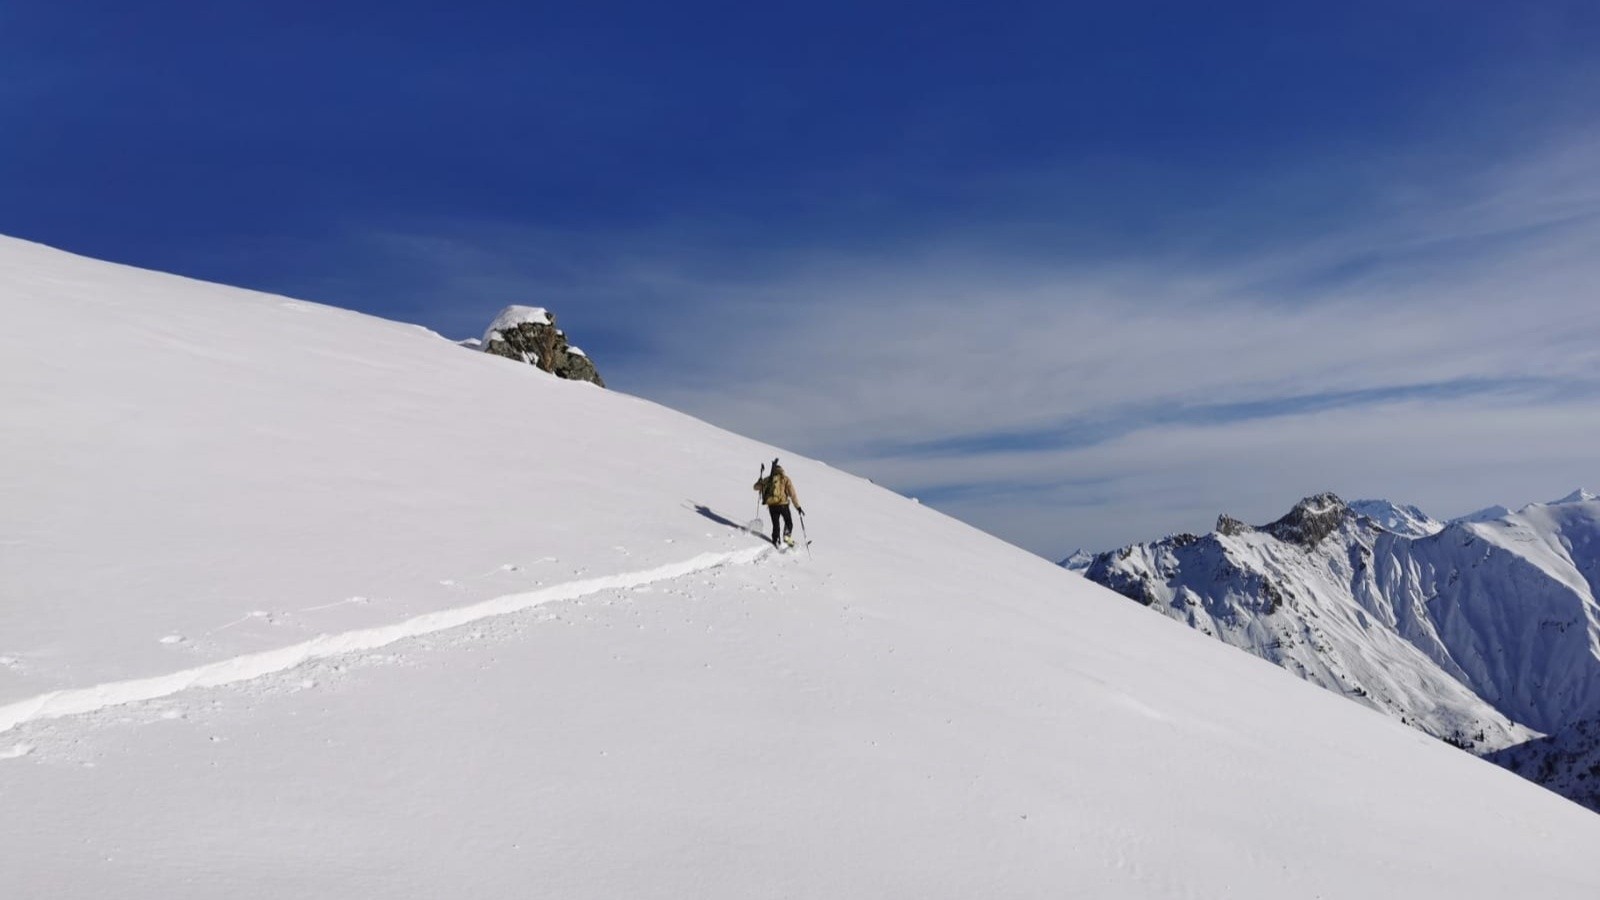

{"left": 754, "top": 459, "right": 803, "bottom": 548}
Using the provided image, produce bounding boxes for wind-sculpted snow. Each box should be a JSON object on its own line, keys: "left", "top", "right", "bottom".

{"left": 5, "top": 235, "right": 1600, "bottom": 898}
{"left": 1079, "top": 490, "right": 1600, "bottom": 811}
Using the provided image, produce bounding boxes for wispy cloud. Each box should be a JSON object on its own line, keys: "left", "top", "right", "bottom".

{"left": 332, "top": 128, "right": 1600, "bottom": 556}
{"left": 901, "top": 389, "right": 1600, "bottom": 557}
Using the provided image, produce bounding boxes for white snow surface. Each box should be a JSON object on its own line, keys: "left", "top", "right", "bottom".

{"left": 481, "top": 303, "right": 551, "bottom": 343}
{"left": 1349, "top": 498, "right": 1445, "bottom": 537}
{"left": 3, "top": 235, "right": 1600, "bottom": 898}
{"left": 1454, "top": 504, "right": 1516, "bottom": 525}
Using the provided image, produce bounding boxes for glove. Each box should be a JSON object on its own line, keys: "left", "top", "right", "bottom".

{"left": 797, "top": 506, "right": 805, "bottom": 516}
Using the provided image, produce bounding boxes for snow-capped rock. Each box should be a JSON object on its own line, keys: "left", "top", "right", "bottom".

{"left": 479, "top": 305, "right": 606, "bottom": 386}
{"left": 484, "top": 304, "right": 553, "bottom": 333}
{"left": 1074, "top": 491, "right": 1600, "bottom": 812}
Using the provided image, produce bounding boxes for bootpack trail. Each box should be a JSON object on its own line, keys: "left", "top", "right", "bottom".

{"left": 0, "top": 545, "right": 771, "bottom": 737}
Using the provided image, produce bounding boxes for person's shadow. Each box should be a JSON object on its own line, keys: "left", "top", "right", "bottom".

{"left": 689, "top": 502, "right": 765, "bottom": 539}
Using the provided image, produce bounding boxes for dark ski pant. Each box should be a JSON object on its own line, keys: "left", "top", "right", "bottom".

{"left": 767, "top": 504, "right": 793, "bottom": 545}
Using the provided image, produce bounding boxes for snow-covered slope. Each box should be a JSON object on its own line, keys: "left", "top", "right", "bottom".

{"left": 5, "top": 235, "right": 1600, "bottom": 898}
{"left": 1077, "top": 491, "right": 1600, "bottom": 811}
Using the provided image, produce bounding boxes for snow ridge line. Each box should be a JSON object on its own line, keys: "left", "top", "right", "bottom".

{"left": 0, "top": 545, "right": 769, "bottom": 736}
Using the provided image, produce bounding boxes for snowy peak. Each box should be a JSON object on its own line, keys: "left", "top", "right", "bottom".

{"left": 1348, "top": 499, "right": 1446, "bottom": 538}
{"left": 1209, "top": 493, "right": 1355, "bottom": 547}
{"left": 1058, "top": 549, "right": 1095, "bottom": 572}
{"left": 1451, "top": 490, "right": 1600, "bottom": 523}
{"left": 1261, "top": 492, "right": 1352, "bottom": 549}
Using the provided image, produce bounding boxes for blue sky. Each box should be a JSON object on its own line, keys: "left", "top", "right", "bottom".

{"left": 5, "top": 2, "right": 1599, "bottom": 554}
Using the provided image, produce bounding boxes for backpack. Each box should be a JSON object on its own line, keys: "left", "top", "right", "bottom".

{"left": 763, "top": 473, "right": 789, "bottom": 505}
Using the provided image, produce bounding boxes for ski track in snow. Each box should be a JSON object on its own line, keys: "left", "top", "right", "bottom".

{"left": 0, "top": 545, "right": 769, "bottom": 739}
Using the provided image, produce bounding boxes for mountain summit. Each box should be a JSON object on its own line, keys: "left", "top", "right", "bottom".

{"left": 5, "top": 235, "right": 1600, "bottom": 897}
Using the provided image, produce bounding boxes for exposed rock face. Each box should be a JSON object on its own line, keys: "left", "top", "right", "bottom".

{"left": 1216, "top": 515, "right": 1252, "bottom": 537}
{"left": 1262, "top": 492, "right": 1352, "bottom": 549}
{"left": 480, "top": 306, "right": 606, "bottom": 387}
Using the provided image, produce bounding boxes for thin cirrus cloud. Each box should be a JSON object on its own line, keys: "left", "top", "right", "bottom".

{"left": 353, "top": 129, "right": 1600, "bottom": 557}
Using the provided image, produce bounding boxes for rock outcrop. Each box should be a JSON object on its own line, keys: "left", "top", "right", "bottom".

{"left": 1215, "top": 514, "right": 1252, "bottom": 537}
{"left": 479, "top": 306, "right": 605, "bottom": 387}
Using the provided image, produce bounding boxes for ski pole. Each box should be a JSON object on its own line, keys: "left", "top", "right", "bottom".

{"left": 798, "top": 508, "right": 811, "bottom": 558}
{"left": 756, "top": 463, "right": 766, "bottom": 536}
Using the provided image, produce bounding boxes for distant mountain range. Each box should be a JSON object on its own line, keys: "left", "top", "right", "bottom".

{"left": 1068, "top": 490, "right": 1600, "bottom": 812}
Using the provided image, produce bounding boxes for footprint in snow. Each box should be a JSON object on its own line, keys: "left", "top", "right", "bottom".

{"left": 243, "top": 610, "right": 283, "bottom": 628}
{"left": 302, "top": 596, "right": 371, "bottom": 612}
{"left": 159, "top": 634, "right": 186, "bottom": 645}
{"left": 468, "top": 559, "right": 553, "bottom": 580}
